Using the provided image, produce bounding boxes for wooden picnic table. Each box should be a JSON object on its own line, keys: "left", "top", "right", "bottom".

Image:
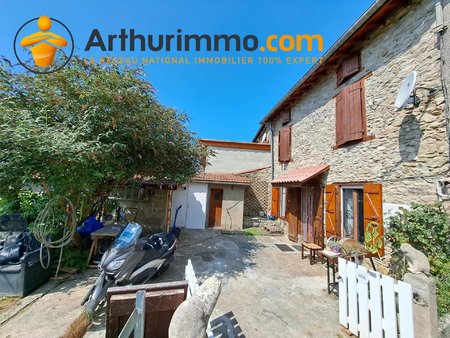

{"left": 86, "top": 223, "right": 124, "bottom": 267}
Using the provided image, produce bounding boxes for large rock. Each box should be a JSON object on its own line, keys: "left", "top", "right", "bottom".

{"left": 169, "top": 277, "right": 222, "bottom": 338}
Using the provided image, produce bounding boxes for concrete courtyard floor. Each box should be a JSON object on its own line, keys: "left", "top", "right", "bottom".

{"left": 88, "top": 229, "right": 342, "bottom": 338}
{"left": 1, "top": 229, "right": 342, "bottom": 338}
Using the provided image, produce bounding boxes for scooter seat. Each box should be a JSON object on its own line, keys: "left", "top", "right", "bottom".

{"left": 143, "top": 232, "right": 175, "bottom": 250}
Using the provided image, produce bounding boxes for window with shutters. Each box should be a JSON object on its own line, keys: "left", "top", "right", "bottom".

{"left": 325, "top": 183, "right": 384, "bottom": 257}
{"left": 278, "top": 127, "right": 291, "bottom": 162}
{"left": 335, "top": 79, "right": 367, "bottom": 147}
{"left": 281, "top": 109, "right": 291, "bottom": 125}
{"left": 337, "top": 53, "right": 360, "bottom": 85}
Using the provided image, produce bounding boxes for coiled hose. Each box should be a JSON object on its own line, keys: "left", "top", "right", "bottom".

{"left": 32, "top": 196, "right": 77, "bottom": 277}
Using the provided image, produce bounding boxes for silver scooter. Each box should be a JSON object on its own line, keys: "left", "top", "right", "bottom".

{"left": 82, "top": 222, "right": 176, "bottom": 312}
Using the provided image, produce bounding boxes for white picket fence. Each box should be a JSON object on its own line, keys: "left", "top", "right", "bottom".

{"left": 185, "top": 259, "right": 200, "bottom": 298}
{"left": 338, "top": 258, "right": 414, "bottom": 338}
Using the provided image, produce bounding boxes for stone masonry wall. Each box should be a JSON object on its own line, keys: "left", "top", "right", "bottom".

{"left": 241, "top": 167, "right": 271, "bottom": 216}
{"left": 272, "top": 0, "right": 450, "bottom": 205}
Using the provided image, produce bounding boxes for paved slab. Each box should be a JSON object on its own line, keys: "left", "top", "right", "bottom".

{"left": 86, "top": 229, "right": 341, "bottom": 338}
{"left": 0, "top": 270, "right": 97, "bottom": 338}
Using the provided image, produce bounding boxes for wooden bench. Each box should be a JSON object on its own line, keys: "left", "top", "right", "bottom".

{"left": 301, "top": 242, "right": 323, "bottom": 265}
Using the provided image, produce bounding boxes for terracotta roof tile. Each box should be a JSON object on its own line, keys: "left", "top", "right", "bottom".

{"left": 192, "top": 172, "right": 251, "bottom": 185}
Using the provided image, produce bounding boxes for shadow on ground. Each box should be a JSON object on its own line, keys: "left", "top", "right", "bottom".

{"left": 152, "top": 229, "right": 265, "bottom": 284}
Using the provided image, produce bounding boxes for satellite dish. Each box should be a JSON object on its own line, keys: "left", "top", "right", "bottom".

{"left": 395, "top": 71, "right": 417, "bottom": 109}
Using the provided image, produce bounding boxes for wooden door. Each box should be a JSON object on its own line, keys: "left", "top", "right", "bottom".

{"left": 312, "top": 186, "right": 324, "bottom": 247}
{"left": 209, "top": 189, "right": 223, "bottom": 227}
{"left": 286, "top": 188, "right": 300, "bottom": 242}
{"left": 300, "top": 186, "right": 315, "bottom": 243}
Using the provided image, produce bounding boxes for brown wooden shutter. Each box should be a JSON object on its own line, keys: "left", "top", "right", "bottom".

{"left": 337, "top": 63, "right": 345, "bottom": 86}
{"left": 325, "top": 184, "right": 340, "bottom": 238}
{"left": 337, "top": 53, "right": 361, "bottom": 85}
{"left": 278, "top": 127, "right": 291, "bottom": 162}
{"left": 363, "top": 183, "right": 384, "bottom": 257}
{"left": 271, "top": 187, "right": 280, "bottom": 217}
{"left": 281, "top": 109, "right": 291, "bottom": 125}
{"left": 345, "top": 80, "right": 365, "bottom": 142}
{"left": 335, "top": 92, "right": 345, "bottom": 147}
{"left": 335, "top": 79, "right": 366, "bottom": 147}
{"left": 313, "top": 186, "right": 324, "bottom": 247}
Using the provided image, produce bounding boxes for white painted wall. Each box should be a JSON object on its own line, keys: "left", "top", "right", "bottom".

{"left": 185, "top": 183, "right": 208, "bottom": 229}
{"left": 171, "top": 183, "right": 208, "bottom": 229}
{"left": 206, "top": 146, "right": 270, "bottom": 173}
{"left": 221, "top": 185, "right": 246, "bottom": 230}
{"left": 171, "top": 186, "right": 188, "bottom": 228}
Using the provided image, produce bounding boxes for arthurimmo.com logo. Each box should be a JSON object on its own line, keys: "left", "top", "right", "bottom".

{"left": 14, "top": 16, "right": 74, "bottom": 74}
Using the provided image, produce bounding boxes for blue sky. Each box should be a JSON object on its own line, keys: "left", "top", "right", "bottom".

{"left": 0, "top": 0, "right": 375, "bottom": 141}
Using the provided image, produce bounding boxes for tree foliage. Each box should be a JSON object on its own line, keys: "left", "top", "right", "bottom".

{"left": 0, "top": 57, "right": 207, "bottom": 212}
{"left": 386, "top": 203, "right": 450, "bottom": 316}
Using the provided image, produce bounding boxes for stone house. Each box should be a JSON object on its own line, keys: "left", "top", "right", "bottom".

{"left": 254, "top": 0, "right": 450, "bottom": 256}
{"left": 170, "top": 139, "right": 270, "bottom": 230}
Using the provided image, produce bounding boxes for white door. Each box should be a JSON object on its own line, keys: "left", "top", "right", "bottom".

{"left": 171, "top": 187, "right": 187, "bottom": 228}
{"left": 186, "top": 183, "right": 207, "bottom": 229}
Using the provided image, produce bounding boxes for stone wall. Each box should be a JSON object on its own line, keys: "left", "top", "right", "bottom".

{"left": 115, "top": 189, "right": 168, "bottom": 234}
{"left": 241, "top": 167, "right": 271, "bottom": 216}
{"left": 271, "top": 0, "right": 450, "bottom": 206}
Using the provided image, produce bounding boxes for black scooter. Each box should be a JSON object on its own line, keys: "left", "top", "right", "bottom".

{"left": 82, "top": 222, "right": 176, "bottom": 312}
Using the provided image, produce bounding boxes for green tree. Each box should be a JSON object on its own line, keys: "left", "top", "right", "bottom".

{"left": 0, "top": 57, "right": 207, "bottom": 215}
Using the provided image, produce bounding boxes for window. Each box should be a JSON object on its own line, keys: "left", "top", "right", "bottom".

{"left": 278, "top": 127, "right": 291, "bottom": 162}
{"left": 325, "top": 183, "right": 384, "bottom": 256}
{"left": 335, "top": 79, "right": 367, "bottom": 147}
{"left": 341, "top": 187, "right": 364, "bottom": 243}
{"left": 280, "top": 187, "right": 286, "bottom": 217}
{"left": 337, "top": 53, "right": 360, "bottom": 85}
{"left": 281, "top": 109, "right": 291, "bottom": 125}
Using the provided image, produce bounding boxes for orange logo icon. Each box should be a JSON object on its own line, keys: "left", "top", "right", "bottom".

{"left": 20, "top": 16, "right": 67, "bottom": 67}
{"left": 14, "top": 16, "right": 74, "bottom": 74}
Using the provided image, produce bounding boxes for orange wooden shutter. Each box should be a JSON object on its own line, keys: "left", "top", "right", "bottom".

{"left": 337, "top": 53, "right": 360, "bottom": 85}
{"left": 363, "top": 183, "right": 384, "bottom": 257}
{"left": 271, "top": 187, "right": 280, "bottom": 217}
{"left": 335, "top": 92, "right": 345, "bottom": 147}
{"left": 325, "top": 184, "right": 340, "bottom": 238}
{"left": 278, "top": 127, "right": 291, "bottom": 162}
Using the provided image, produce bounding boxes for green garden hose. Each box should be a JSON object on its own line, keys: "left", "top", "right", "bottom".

{"left": 32, "top": 196, "right": 77, "bottom": 277}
